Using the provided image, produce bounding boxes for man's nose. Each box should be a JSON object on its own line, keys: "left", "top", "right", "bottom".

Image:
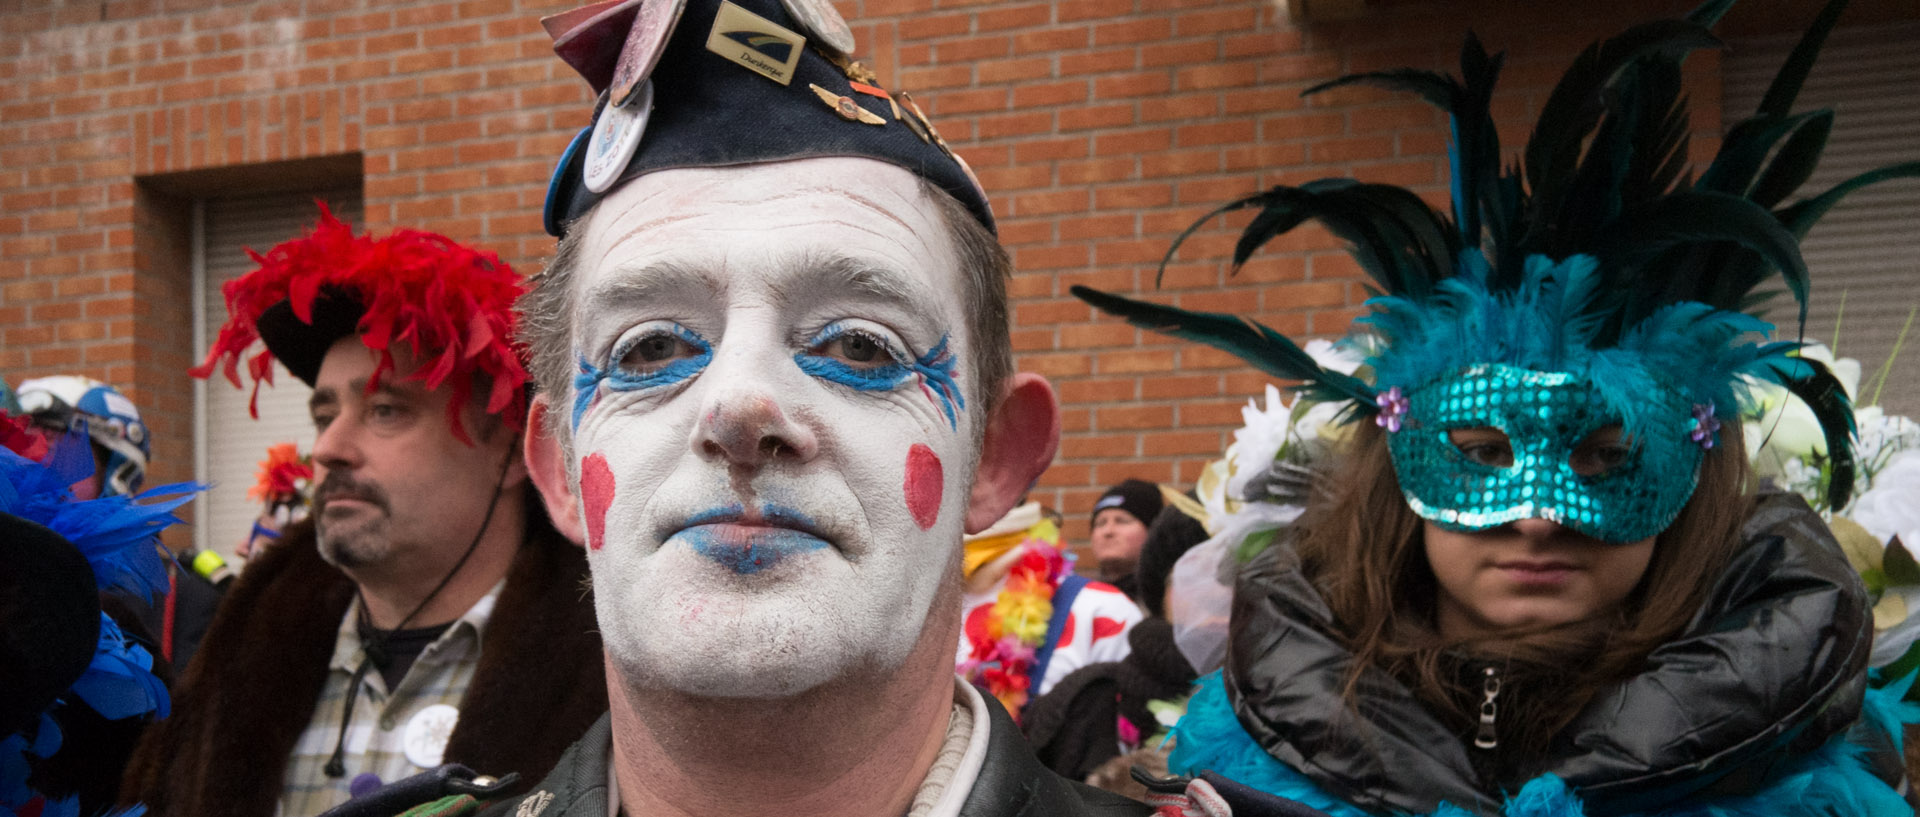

{"left": 310, "top": 417, "right": 362, "bottom": 473}
{"left": 692, "top": 388, "right": 820, "bottom": 469}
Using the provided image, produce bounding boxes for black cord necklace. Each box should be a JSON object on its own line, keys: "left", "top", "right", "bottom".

{"left": 323, "top": 439, "right": 518, "bottom": 779}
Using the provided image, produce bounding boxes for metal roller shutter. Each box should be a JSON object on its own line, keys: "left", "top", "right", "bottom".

{"left": 1726, "top": 22, "right": 1920, "bottom": 415}
{"left": 194, "top": 190, "right": 362, "bottom": 562}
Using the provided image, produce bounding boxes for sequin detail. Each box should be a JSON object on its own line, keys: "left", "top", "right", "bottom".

{"left": 1386, "top": 363, "right": 1703, "bottom": 544}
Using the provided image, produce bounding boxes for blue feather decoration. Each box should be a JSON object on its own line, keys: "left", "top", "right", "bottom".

{"left": 0, "top": 444, "right": 198, "bottom": 817}
{"left": 0, "top": 448, "right": 201, "bottom": 603}
{"left": 67, "top": 614, "right": 169, "bottom": 722}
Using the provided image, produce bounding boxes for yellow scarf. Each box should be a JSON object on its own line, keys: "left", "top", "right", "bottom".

{"left": 963, "top": 501, "right": 1052, "bottom": 579}
{"left": 963, "top": 528, "right": 1030, "bottom": 578}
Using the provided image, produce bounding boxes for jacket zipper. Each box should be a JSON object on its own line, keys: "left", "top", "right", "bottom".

{"left": 1474, "top": 665, "right": 1502, "bottom": 750}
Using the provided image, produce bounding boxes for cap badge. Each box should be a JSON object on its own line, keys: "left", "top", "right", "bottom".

{"left": 583, "top": 80, "right": 656, "bottom": 194}
{"left": 705, "top": 0, "right": 806, "bottom": 86}
{"left": 778, "top": 0, "right": 855, "bottom": 56}
{"left": 608, "top": 0, "right": 687, "bottom": 107}
{"left": 811, "top": 83, "right": 885, "bottom": 125}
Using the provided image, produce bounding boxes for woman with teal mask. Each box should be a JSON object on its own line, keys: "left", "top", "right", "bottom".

{"left": 1074, "top": 2, "right": 1920, "bottom": 815}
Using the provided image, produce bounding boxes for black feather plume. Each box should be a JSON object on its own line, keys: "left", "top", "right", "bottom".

{"left": 1069, "top": 285, "right": 1377, "bottom": 408}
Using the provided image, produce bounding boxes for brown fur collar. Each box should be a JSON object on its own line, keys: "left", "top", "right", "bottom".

{"left": 121, "top": 513, "right": 606, "bottom": 817}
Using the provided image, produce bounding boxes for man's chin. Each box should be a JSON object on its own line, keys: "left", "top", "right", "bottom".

{"left": 597, "top": 592, "right": 929, "bottom": 701}
{"left": 606, "top": 630, "right": 852, "bottom": 699}
{"left": 316, "top": 528, "right": 390, "bottom": 570}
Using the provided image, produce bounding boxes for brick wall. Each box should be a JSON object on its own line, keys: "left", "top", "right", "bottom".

{"left": 0, "top": 0, "right": 1894, "bottom": 548}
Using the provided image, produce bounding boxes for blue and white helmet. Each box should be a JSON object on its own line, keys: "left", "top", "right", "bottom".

{"left": 16, "top": 376, "right": 150, "bottom": 497}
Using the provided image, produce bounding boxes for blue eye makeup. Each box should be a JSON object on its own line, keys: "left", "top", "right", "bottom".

{"left": 794, "top": 322, "right": 965, "bottom": 429}
{"left": 573, "top": 323, "right": 713, "bottom": 429}
{"left": 795, "top": 320, "right": 913, "bottom": 388}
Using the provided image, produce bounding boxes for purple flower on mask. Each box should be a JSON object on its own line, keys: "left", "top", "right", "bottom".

{"left": 1689, "top": 402, "right": 1720, "bottom": 449}
{"left": 1375, "top": 386, "right": 1409, "bottom": 433}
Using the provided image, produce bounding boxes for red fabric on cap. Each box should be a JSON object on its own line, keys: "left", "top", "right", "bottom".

{"left": 188, "top": 204, "right": 530, "bottom": 443}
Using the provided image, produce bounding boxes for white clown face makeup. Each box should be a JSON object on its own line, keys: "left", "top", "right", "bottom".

{"left": 563, "top": 158, "right": 978, "bottom": 698}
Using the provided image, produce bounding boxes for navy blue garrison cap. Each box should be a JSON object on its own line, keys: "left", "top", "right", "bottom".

{"left": 541, "top": 0, "right": 995, "bottom": 237}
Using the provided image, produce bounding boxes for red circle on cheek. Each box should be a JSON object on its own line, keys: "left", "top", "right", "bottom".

{"left": 905, "top": 444, "right": 943, "bottom": 531}
{"left": 580, "top": 453, "right": 615, "bottom": 551}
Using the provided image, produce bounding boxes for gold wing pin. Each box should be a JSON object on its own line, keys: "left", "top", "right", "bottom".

{"left": 809, "top": 83, "right": 886, "bottom": 126}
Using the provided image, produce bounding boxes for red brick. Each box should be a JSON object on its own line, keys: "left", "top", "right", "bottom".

{"left": 1012, "top": 80, "right": 1087, "bottom": 108}
{"left": 1097, "top": 349, "right": 1177, "bottom": 374}
{"left": 1177, "top": 120, "right": 1256, "bottom": 147}
{"left": 932, "top": 88, "right": 1007, "bottom": 115}
{"left": 1056, "top": 378, "right": 1137, "bottom": 405}
{"left": 1308, "top": 135, "right": 1395, "bottom": 163}
{"left": 975, "top": 56, "right": 1051, "bottom": 85}
{"left": 1010, "top": 327, "right": 1054, "bottom": 352}
{"left": 1013, "top": 26, "right": 1089, "bottom": 54}
{"left": 900, "top": 13, "right": 968, "bottom": 40}
{"left": 1060, "top": 432, "right": 1141, "bottom": 459}
{"left": 1093, "top": 128, "right": 1172, "bottom": 156}
{"left": 1059, "top": 48, "right": 1135, "bottom": 76}
{"left": 935, "top": 34, "right": 1011, "bottom": 62}
{"left": 1014, "top": 243, "right": 1089, "bottom": 270}
{"left": 1096, "top": 404, "right": 1173, "bottom": 430}
{"left": 1095, "top": 18, "right": 1171, "bottom": 46}
{"left": 978, "top": 4, "right": 1049, "bottom": 31}
{"left": 1095, "top": 183, "right": 1174, "bottom": 210}
{"left": 1176, "top": 61, "right": 1260, "bottom": 91}
{"left": 1021, "top": 352, "right": 1094, "bottom": 378}
{"left": 1144, "top": 430, "right": 1227, "bottom": 456}
{"left": 1058, "top": 103, "right": 1134, "bottom": 132}
{"left": 1176, "top": 7, "right": 1259, "bottom": 36}
{"left": 1011, "top": 189, "right": 1089, "bottom": 216}
{"left": 1094, "top": 71, "right": 1173, "bottom": 99}
{"left": 1059, "top": 322, "right": 1136, "bottom": 349}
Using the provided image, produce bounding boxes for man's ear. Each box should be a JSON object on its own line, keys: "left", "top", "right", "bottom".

{"left": 524, "top": 397, "right": 586, "bottom": 546}
{"left": 966, "top": 372, "right": 1060, "bottom": 534}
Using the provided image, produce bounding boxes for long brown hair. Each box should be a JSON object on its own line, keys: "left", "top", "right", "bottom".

{"left": 1292, "top": 421, "right": 1754, "bottom": 770}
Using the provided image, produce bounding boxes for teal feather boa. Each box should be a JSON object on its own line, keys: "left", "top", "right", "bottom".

{"left": 1168, "top": 672, "right": 1918, "bottom": 817}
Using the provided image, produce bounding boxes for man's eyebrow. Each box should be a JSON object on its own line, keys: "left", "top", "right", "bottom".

{"left": 308, "top": 376, "right": 420, "bottom": 413}
{"left": 307, "top": 387, "right": 337, "bottom": 413}
{"left": 767, "top": 252, "right": 933, "bottom": 314}
{"left": 581, "top": 260, "right": 726, "bottom": 313}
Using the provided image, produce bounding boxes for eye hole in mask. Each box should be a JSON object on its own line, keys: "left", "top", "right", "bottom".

{"left": 1446, "top": 425, "right": 1633, "bottom": 478}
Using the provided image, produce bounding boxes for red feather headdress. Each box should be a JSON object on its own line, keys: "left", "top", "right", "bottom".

{"left": 189, "top": 204, "right": 530, "bottom": 442}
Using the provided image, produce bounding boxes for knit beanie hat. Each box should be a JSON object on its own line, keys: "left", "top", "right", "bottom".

{"left": 1092, "top": 478, "right": 1163, "bottom": 527}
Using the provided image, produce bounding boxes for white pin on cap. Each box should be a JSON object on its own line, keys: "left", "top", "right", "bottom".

{"left": 582, "top": 80, "right": 655, "bottom": 195}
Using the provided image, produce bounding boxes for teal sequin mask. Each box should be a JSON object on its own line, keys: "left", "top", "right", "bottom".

{"left": 1387, "top": 363, "right": 1704, "bottom": 544}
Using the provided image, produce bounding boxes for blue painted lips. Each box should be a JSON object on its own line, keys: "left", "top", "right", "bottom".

{"left": 671, "top": 504, "right": 828, "bottom": 574}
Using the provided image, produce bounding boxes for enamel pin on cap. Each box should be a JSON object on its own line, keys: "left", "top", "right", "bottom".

{"left": 778, "top": 0, "right": 854, "bottom": 56}
{"left": 583, "top": 80, "right": 655, "bottom": 193}
{"left": 810, "top": 83, "right": 885, "bottom": 125}
{"left": 609, "top": 0, "right": 688, "bottom": 107}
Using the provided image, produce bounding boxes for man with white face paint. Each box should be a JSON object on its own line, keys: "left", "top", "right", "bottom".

{"left": 468, "top": 1, "right": 1154, "bottom": 815}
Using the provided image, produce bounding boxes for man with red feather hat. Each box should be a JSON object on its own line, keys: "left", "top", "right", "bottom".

{"left": 120, "top": 210, "right": 606, "bottom": 816}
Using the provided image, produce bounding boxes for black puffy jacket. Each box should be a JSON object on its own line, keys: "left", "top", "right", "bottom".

{"left": 1223, "top": 492, "right": 1896, "bottom": 816}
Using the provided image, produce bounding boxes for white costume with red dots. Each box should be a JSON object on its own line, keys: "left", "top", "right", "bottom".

{"left": 955, "top": 504, "right": 1145, "bottom": 699}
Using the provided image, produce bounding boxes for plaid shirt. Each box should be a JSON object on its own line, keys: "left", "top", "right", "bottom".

{"left": 276, "top": 585, "right": 500, "bottom": 817}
